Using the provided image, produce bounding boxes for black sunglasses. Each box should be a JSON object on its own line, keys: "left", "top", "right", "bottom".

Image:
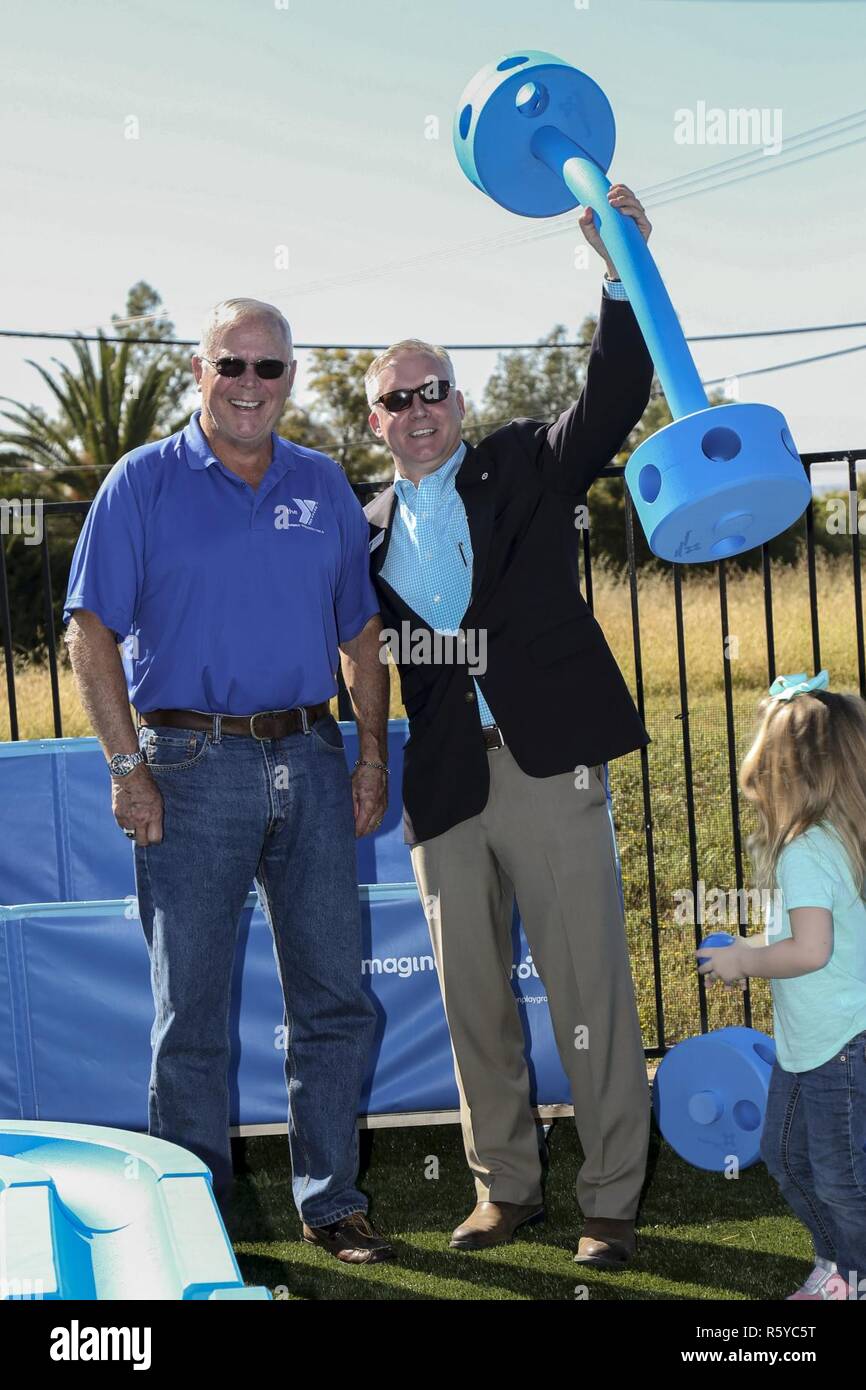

{"left": 374, "top": 379, "right": 452, "bottom": 414}
{"left": 202, "top": 355, "right": 288, "bottom": 380}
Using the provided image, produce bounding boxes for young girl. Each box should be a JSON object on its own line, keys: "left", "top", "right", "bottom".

{"left": 698, "top": 671, "right": 866, "bottom": 1301}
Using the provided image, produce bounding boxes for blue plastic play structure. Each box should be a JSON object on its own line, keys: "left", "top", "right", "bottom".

{"left": 453, "top": 51, "right": 811, "bottom": 564}
{"left": 0, "top": 1121, "right": 269, "bottom": 1299}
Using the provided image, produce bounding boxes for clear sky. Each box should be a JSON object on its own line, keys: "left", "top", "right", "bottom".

{"left": 2, "top": 0, "right": 865, "bottom": 485}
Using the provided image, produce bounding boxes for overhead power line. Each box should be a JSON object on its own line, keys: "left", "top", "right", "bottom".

{"left": 702, "top": 339, "right": 866, "bottom": 386}
{"left": 637, "top": 107, "right": 866, "bottom": 200}
{"left": 647, "top": 132, "right": 866, "bottom": 211}
{"left": 2, "top": 339, "right": 864, "bottom": 477}
{"left": 1, "top": 319, "right": 865, "bottom": 351}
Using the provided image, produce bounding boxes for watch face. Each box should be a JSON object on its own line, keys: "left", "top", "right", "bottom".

{"left": 110, "top": 753, "right": 141, "bottom": 776}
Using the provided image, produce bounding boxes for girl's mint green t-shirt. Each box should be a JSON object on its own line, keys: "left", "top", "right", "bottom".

{"left": 766, "top": 823, "right": 866, "bottom": 1072}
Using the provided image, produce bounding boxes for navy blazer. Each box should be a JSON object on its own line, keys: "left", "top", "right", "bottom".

{"left": 365, "top": 295, "right": 654, "bottom": 844}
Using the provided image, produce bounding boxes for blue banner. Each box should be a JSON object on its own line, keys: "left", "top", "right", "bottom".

{"left": 0, "top": 889, "right": 570, "bottom": 1123}
{"left": 0, "top": 732, "right": 624, "bottom": 1125}
{"left": 0, "top": 732, "right": 622, "bottom": 910}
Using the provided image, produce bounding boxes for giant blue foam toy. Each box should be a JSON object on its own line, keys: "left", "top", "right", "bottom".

{"left": 0, "top": 1121, "right": 270, "bottom": 1300}
{"left": 652, "top": 1026, "right": 776, "bottom": 1171}
{"left": 453, "top": 52, "right": 811, "bottom": 563}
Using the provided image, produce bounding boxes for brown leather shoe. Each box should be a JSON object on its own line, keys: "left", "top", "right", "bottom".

{"left": 302, "top": 1211, "right": 393, "bottom": 1264}
{"left": 450, "top": 1201, "right": 544, "bottom": 1250}
{"left": 574, "top": 1217, "right": 636, "bottom": 1268}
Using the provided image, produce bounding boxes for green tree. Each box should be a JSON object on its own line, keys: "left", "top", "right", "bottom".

{"left": 472, "top": 320, "right": 594, "bottom": 436}
{"left": 111, "top": 281, "right": 193, "bottom": 434}
{"left": 276, "top": 398, "right": 337, "bottom": 455}
{"left": 0, "top": 448, "right": 81, "bottom": 658}
{"left": 0, "top": 334, "right": 173, "bottom": 499}
{"left": 304, "top": 347, "right": 390, "bottom": 481}
{"left": 467, "top": 316, "right": 655, "bottom": 566}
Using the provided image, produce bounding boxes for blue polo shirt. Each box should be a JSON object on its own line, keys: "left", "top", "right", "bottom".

{"left": 63, "top": 411, "right": 379, "bottom": 714}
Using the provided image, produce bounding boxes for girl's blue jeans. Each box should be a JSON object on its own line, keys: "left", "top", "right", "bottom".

{"left": 760, "top": 1028, "right": 866, "bottom": 1293}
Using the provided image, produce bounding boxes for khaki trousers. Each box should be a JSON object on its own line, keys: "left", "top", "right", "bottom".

{"left": 410, "top": 748, "right": 649, "bottom": 1217}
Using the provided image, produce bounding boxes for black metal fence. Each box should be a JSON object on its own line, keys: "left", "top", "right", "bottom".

{"left": 2, "top": 449, "right": 865, "bottom": 1054}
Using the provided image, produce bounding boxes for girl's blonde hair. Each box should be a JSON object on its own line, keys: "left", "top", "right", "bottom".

{"left": 739, "top": 688, "right": 866, "bottom": 899}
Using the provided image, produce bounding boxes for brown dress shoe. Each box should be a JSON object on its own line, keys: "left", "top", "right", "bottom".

{"left": 574, "top": 1217, "right": 636, "bottom": 1268}
{"left": 450, "top": 1201, "right": 545, "bottom": 1250}
{"left": 302, "top": 1211, "right": 393, "bottom": 1264}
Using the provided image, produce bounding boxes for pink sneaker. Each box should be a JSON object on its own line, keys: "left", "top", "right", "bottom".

{"left": 790, "top": 1271, "right": 855, "bottom": 1301}
{"left": 787, "top": 1261, "right": 837, "bottom": 1300}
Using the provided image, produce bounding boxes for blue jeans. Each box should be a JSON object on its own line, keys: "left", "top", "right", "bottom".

{"left": 133, "top": 713, "right": 377, "bottom": 1226}
{"left": 760, "top": 1029, "right": 866, "bottom": 1289}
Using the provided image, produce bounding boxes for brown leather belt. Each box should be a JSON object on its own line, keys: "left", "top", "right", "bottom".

{"left": 482, "top": 724, "right": 505, "bottom": 751}
{"left": 139, "top": 703, "right": 331, "bottom": 740}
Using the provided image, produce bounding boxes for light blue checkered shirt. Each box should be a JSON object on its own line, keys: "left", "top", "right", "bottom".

{"left": 381, "top": 278, "right": 628, "bottom": 729}
{"left": 381, "top": 439, "right": 499, "bottom": 724}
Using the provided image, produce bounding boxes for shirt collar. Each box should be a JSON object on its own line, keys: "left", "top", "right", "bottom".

{"left": 393, "top": 440, "right": 467, "bottom": 507}
{"left": 181, "top": 409, "right": 296, "bottom": 476}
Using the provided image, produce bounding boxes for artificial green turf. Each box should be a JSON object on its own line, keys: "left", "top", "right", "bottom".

{"left": 227, "top": 1121, "right": 811, "bottom": 1301}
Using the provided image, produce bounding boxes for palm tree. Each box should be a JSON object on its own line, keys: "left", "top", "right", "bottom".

{"left": 0, "top": 334, "right": 176, "bottom": 499}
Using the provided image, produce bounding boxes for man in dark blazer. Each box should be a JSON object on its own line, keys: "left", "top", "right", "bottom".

{"left": 364, "top": 186, "right": 654, "bottom": 1267}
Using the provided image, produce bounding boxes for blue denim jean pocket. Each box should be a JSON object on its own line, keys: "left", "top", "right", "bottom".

{"left": 309, "top": 714, "right": 345, "bottom": 753}
{"left": 139, "top": 725, "right": 212, "bottom": 772}
{"left": 831, "top": 1029, "right": 866, "bottom": 1064}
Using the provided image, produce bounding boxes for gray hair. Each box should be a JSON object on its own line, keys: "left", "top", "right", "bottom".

{"left": 197, "top": 298, "right": 293, "bottom": 359}
{"left": 365, "top": 338, "right": 455, "bottom": 406}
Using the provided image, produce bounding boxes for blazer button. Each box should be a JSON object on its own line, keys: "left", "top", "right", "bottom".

{"left": 465, "top": 691, "right": 475, "bottom": 702}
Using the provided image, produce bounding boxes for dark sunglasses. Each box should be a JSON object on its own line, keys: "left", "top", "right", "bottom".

{"left": 202, "top": 355, "right": 288, "bottom": 380}
{"left": 374, "top": 379, "right": 452, "bottom": 414}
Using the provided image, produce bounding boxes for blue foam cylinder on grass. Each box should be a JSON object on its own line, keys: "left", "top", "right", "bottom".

{"left": 652, "top": 1026, "right": 777, "bottom": 1171}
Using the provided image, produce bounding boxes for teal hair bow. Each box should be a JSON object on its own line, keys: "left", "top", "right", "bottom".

{"left": 768, "top": 670, "right": 830, "bottom": 702}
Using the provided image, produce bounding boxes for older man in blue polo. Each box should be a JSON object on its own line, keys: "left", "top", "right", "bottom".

{"left": 64, "top": 298, "right": 392, "bottom": 1265}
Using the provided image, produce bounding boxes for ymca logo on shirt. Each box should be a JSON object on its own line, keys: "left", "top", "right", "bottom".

{"left": 273, "top": 499, "right": 324, "bottom": 534}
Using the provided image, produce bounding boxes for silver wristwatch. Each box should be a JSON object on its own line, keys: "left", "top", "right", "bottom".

{"left": 108, "top": 751, "right": 146, "bottom": 778}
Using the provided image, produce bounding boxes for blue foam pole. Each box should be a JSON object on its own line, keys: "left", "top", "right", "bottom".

{"left": 529, "top": 124, "right": 707, "bottom": 422}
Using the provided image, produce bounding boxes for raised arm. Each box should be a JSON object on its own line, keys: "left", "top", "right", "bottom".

{"left": 543, "top": 184, "right": 655, "bottom": 493}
